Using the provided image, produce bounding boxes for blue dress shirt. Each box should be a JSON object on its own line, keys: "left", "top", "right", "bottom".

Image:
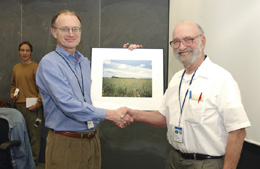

{"left": 0, "top": 108, "right": 35, "bottom": 169}
{"left": 36, "top": 45, "right": 106, "bottom": 132}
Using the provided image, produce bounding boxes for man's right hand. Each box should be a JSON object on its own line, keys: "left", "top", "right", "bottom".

{"left": 10, "top": 93, "right": 18, "bottom": 101}
{"left": 105, "top": 107, "right": 134, "bottom": 128}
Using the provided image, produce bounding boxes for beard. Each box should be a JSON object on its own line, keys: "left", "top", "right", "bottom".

{"left": 174, "top": 41, "right": 202, "bottom": 67}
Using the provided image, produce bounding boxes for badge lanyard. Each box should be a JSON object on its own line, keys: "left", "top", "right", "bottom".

{"left": 55, "top": 51, "right": 86, "bottom": 102}
{"left": 178, "top": 69, "right": 197, "bottom": 126}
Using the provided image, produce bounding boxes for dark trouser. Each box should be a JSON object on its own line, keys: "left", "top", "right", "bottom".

{"left": 15, "top": 105, "right": 42, "bottom": 165}
{"left": 166, "top": 148, "right": 224, "bottom": 169}
{"left": 45, "top": 129, "right": 101, "bottom": 169}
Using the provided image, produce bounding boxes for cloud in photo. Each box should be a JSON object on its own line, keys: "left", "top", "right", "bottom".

{"left": 103, "top": 60, "right": 152, "bottom": 79}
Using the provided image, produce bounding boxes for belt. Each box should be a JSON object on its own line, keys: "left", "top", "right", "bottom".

{"left": 175, "top": 149, "right": 223, "bottom": 160}
{"left": 52, "top": 129, "right": 97, "bottom": 139}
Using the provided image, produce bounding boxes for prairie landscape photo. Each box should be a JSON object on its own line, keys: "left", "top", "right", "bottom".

{"left": 102, "top": 60, "right": 152, "bottom": 97}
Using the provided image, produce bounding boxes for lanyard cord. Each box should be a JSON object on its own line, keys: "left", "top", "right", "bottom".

{"left": 178, "top": 69, "right": 197, "bottom": 126}
{"left": 55, "top": 51, "right": 86, "bottom": 102}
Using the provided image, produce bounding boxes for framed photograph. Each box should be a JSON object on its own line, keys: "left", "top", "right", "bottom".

{"left": 91, "top": 48, "right": 164, "bottom": 110}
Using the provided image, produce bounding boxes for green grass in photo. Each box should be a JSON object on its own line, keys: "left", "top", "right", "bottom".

{"left": 102, "top": 77, "right": 152, "bottom": 97}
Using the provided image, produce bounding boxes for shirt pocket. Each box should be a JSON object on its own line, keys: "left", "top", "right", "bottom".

{"left": 184, "top": 93, "right": 205, "bottom": 124}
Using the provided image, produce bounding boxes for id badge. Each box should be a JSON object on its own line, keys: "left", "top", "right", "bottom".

{"left": 87, "top": 121, "right": 94, "bottom": 129}
{"left": 174, "top": 126, "right": 183, "bottom": 143}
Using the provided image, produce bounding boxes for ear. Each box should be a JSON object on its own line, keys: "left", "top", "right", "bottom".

{"left": 51, "top": 27, "right": 57, "bottom": 39}
{"left": 201, "top": 35, "right": 206, "bottom": 50}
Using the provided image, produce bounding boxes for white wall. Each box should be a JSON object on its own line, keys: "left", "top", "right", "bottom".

{"left": 169, "top": 0, "right": 260, "bottom": 145}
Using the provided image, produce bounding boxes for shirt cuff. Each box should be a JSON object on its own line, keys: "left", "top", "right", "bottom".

{"left": 93, "top": 107, "right": 106, "bottom": 122}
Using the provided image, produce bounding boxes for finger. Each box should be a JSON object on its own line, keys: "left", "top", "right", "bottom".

{"left": 114, "top": 122, "right": 124, "bottom": 128}
{"left": 122, "top": 114, "right": 132, "bottom": 126}
{"left": 126, "top": 118, "right": 131, "bottom": 126}
{"left": 123, "top": 42, "right": 129, "bottom": 48}
{"left": 128, "top": 115, "right": 134, "bottom": 124}
{"left": 120, "top": 112, "right": 126, "bottom": 119}
{"left": 128, "top": 44, "right": 136, "bottom": 51}
{"left": 138, "top": 44, "right": 143, "bottom": 48}
{"left": 132, "top": 44, "right": 137, "bottom": 49}
{"left": 118, "top": 123, "right": 125, "bottom": 128}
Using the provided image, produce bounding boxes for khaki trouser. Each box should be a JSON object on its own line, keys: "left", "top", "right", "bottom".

{"left": 16, "top": 105, "right": 42, "bottom": 165}
{"left": 45, "top": 129, "right": 101, "bottom": 169}
{"left": 166, "top": 148, "right": 224, "bottom": 169}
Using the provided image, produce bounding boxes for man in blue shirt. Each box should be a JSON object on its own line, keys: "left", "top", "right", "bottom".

{"left": 36, "top": 10, "right": 131, "bottom": 169}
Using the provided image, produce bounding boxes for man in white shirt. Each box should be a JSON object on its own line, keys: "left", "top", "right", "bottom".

{"left": 125, "top": 20, "right": 251, "bottom": 169}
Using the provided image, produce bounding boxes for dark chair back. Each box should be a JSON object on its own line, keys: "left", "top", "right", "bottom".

{"left": 0, "top": 108, "right": 34, "bottom": 169}
{"left": 0, "top": 118, "right": 13, "bottom": 169}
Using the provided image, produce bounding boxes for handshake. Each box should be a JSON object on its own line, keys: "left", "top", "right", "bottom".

{"left": 105, "top": 107, "right": 137, "bottom": 128}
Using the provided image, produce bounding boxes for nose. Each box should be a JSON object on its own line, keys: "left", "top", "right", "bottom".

{"left": 178, "top": 41, "right": 187, "bottom": 50}
{"left": 67, "top": 29, "right": 74, "bottom": 35}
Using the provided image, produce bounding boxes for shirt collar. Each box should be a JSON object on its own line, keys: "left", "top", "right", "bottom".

{"left": 194, "top": 55, "right": 213, "bottom": 79}
{"left": 55, "top": 45, "right": 83, "bottom": 63}
{"left": 177, "top": 55, "right": 212, "bottom": 80}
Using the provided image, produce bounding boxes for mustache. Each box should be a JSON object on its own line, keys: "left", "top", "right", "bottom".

{"left": 175, "top": 48, "right": 193, "bottom": 54}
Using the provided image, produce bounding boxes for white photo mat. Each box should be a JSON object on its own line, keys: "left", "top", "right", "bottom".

{"left": 91, "top": 48, "right": 164, "bottom": 110}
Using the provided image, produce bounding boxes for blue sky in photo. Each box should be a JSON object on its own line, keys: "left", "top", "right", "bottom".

{"left": 103, "top": 60, "right": 152, "bottom": 78}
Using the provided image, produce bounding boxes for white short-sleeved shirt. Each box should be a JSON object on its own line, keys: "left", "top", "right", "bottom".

{"left": 159, "top": 57, "right": 251, "bottom": 156}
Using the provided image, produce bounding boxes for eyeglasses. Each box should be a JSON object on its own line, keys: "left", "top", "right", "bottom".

{"left": 53, "top": 26, "right": 81, "bottom": 33}
{"left": 170, "top": 35, "right": 202, "bottom": 49}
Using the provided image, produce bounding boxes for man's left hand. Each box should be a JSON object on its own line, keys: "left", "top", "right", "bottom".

{"left": 29, "top": 104, "right": 37, "bottom": 111}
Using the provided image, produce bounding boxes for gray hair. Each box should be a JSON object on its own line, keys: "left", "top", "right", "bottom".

{"left": 196, "top": 23, "right": 204, "bottom": 35}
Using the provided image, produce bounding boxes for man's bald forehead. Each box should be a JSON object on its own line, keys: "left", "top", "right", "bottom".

{"left": 173, "top": 20, "right": 202, "bottom": 37}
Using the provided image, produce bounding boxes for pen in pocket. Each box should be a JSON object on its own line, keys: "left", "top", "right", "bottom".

{"left": 198, "top": 92, "right": 202, "bottom": 103}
